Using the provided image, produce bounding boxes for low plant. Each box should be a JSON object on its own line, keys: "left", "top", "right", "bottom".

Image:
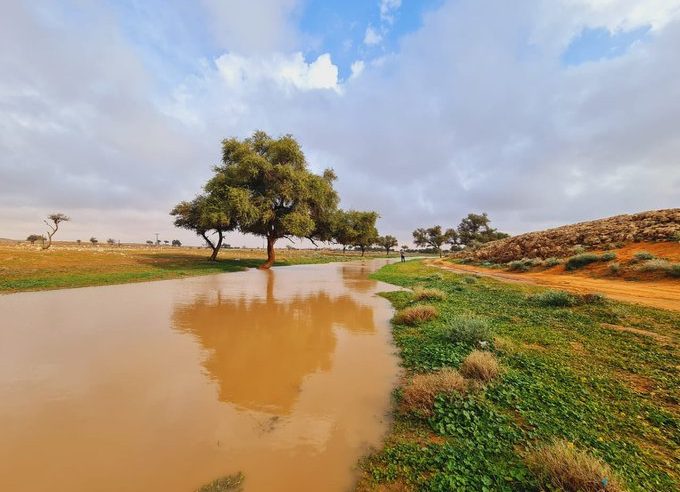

{"left": 670, "top": 264, "right": 680, "bottom": 278}
{"left": 196, "top": 472, "right": 244, "bottom": 492}
{"left": 446, "top": 316, "right": 493, "bottom": 344}
{"left": 572, "top": 245, "right": 586, "bottom": 254}
{"left": 529, "top": 290, "right": 575, "bottom": 307}
{"left": 578, "top": 293, "right": 606, "bottom": 305}
{"left": 544, "top": 257, "right": 561, "bottom": 267}
{"left": 565, "top": 253, "right": 601, "bottom": 271}
{"left": 633, "top": 251, "right": 655, "bottom": 262}
{"left": 460, "top": 350, "right": 500, "bottom": 382}
{"left": 600, "top": 252, "right": 617, "bottom": 261}
{"left": 401, "top": 368, "right": 467, "bottom": 416}
{"left": 526, "top": 440, "right": 623, "bottom": 492}
{"left": 394, "top": 305, "right": 438, "bottom": 325}
{"left": 608, "top": 262, "right": 620, "bottom": 275}
{"left": 508, "top": 257, "right": 542, "bottom": 271}
{"left": 413, "top": 286, "right": 446, "bottom": 301}
{"left": 638, "top": 259, "right": 671, "bottom": 272}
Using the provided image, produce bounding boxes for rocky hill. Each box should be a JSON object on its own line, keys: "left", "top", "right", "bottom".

{"left": 457, "top": 209, "right": 680, "bottom": 263}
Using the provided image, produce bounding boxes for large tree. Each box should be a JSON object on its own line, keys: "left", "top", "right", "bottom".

{"left": 457, "top": 212, "right": 509, "bottom": 247}
{"left": 170, "top": 194, "right": 238, "bottom": 261}
{"left": 42, "top": 213, "right": 69, "bottom": 250}
{"left": 376, "top": 235, "right": 398, "bottom": 256}
{"left": 205, "top": 131, "right": 339, "bottom": 268}
{"left": 412, "top": 226, "right": 456, "bottom": 257}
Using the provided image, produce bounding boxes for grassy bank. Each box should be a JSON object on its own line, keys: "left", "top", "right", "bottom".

{"left": 359, "top": 260, "right": 679, "bottom": 491}
{"left": 0, "top": 244, "right": 387, "bottom": 293}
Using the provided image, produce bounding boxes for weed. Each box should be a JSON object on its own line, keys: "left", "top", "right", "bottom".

{"left": 393, "top": 305, "right": 438, "bottom": 325}
{"left": 526, "top": 440, "right": 623, "bottom": 492}
{"left": 446, "top": 316, "right": 493, "bottom": 344}
{"left": 529, "top": 290, "right": 575, "bottom": 307}
{"left": 460, "top": 350, "right": 500, "bottom": 382}
{"left": 196, "top": 472, "right": 244, "bottom": 492}
{"left": 565, "top": 253, "right": 600, "bottom": 270}
{"left": 412, "top": 286, "right": 446, "bottom": 301}
{"left": 633, "top": 251, "right": 655, "bottom": 262}
{"left": 401, "top": 369, "right": 467, "bottom": 416}
{"left": 608, "top": 262, "right": 620, "bottom": 275}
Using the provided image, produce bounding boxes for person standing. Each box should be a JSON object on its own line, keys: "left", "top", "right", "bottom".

{"left": 400, "top": 250, "right": 406, "bottom": 262}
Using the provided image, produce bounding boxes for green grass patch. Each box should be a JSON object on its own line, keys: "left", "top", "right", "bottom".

{"left": 362, "top": 260, "right": 680, "bottom": 491}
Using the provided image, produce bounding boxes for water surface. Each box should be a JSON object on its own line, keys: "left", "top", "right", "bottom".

{"left": 0, "top": 259, "right": 400, "bottom": 491}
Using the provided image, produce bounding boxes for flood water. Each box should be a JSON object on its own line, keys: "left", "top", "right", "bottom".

{"left": 0, "top": 259, "right": 401, "bottom": 491}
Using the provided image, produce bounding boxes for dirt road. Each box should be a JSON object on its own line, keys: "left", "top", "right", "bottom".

{"left": 429, "top": 259, "right": 680, "bottom": 313}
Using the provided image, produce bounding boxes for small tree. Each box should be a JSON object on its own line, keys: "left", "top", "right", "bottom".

{"left": 106, "top": 238, "right": 116, "bottom": 245}
{"left": 42, "top": 213, "right": 70, "bottom": 250}
{"left": 163, "top": 240, "right": 169, "bottom": 245}
{"left": 376, "top": 235, "right": 398, "bottom": 256}
{"left": 351, "top": 211, "right": 379, "bottom": 256}
{"left": 90, "top": 237, "right": 98, "bottom": 245}
{"left": 171, "top": 239, "right": 182, "bottom": 247}
{"left": 146, "top": 240, "right": 154, "bottom": 245}
{"left": 26, "top": 234, "right": 45, "bottom": 245}
{"left": 457, "top": 212, "right": 509, "bottom": 247}
{"left": 76, "top": 239, "right": 81, "bottom": 244}
{"left": 413, "top": 226, "right": 456, "bottom": 257}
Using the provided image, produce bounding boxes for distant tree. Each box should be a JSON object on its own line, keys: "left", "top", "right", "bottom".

{"left": 171, "top": 194, "right": 237, "bottom": 261}
{"left": 171, "top": 239, "right": 181, "bottom": 247}
{"left": 163, "top": 240, "right": 169, "bottom": 245}
{"left": 90, "top": 236, "right": 98, "bottom": 245}
{"left": 350, "top": 211, "right": 379, "bottom": 256}
{"left": 332, "top": 210, "right": 356, "bottom": 253}
{"left": 146, "top": 240, "right": 154, "bottom": 245}
{"left": 42, "top": 213, "right": 70, "bottom": 250}
{"left": 76, "top": 239, "right": 81, "bottom": 244}
{"left": 413, "top": 226, "right": 456, "bottom": 257}
{"left": 457, "top": 212, "right": 509, "bottom": 248}
{"left": 106, "top": 238, "right": 116, "bottom": 245}
{"left": 376, "top": 235, "right": 399, "bottom": 256}
{"left": 203, "top": 131, "right": 339, "bottom": 268}
{"left": 26, "top": 234, "right": 45, "bottom": 245}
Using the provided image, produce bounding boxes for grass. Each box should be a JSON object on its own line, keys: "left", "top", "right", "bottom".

{"left": 401, "top": 369, "right": 467, "bottom": 416}
{"left": 359, "top": 260, "right": 679, "bottom": 491}
{"left": 459, "top": 350, "right": 500, "bottom": 382}
{"left": 393, "top": 305, "right": 438, "bottom": 325}
{"left": 195, "top": 472, "right": 244, "bottom": 492}
{"left": 526, "top": 440, "right": 623, "bottom": 492}
{"left": 446, "top": 315, "right": 493, "bottom": 344}
{"left": 412, "top": 286, "right": 447, "bottom": 301}
{"left": 529, "top": 289, "right": 575, "bottom": 307}
{"left": 0, "top": 243, "right": 387, "bottom": 293}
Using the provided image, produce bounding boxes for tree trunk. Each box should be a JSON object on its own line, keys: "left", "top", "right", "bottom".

{"left": 203, "top": 231, "right": 223, "bottom": 261}
{"left": 260, "top": 235, "right": 276, "bottom": 269}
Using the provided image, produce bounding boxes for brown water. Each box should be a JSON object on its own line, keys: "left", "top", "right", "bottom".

{"left": 0, "top": 259, "right": 401, "bottom": 491}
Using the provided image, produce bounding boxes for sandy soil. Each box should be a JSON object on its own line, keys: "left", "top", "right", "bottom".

{"left": 429, "top": 256, "right": 680, "bottom": 313}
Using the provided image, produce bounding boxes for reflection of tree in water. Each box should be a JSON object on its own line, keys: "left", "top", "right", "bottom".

{"left": 172, "top": 271, "right": 376, "bottom": 415}
{"left": 340, "top": 263, "right": 377, "bottom": 293}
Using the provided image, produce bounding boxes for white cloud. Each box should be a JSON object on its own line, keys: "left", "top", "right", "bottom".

{"left": 562, "top": 0, "right": 680, "bottom": 31}
{"left": 380, "top": 0, "right": 402, "bottom": 23}
{"left": 216, "top": 52, "right": 339, "bottom": 92}
{"left": 350, "top": 60, "right": 365, "bottom": 79}
{"left": 364, "top": 26, "right": 383, "bottom": 46}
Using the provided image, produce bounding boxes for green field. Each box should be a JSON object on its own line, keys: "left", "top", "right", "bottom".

{"left": 359, "top": 260, "right": 679, "bottom": 491}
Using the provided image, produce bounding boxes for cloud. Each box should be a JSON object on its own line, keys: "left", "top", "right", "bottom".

{"left": 363, "top": 26, "right": 383, "bottom": 46}
{"left": 380, "top": 0, "right": 402, "bottom": 23}
{"left": 1, "top": 0, "right": 679, "bottom": 247}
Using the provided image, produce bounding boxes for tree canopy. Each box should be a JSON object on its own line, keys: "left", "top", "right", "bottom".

{"left": 412, "top": 226, "right": 456, "bottom": 257}
{"left": 42, "top": 213, "right": 69, "bottom": 250}
{"left": 331, "top": 210, "right": 378, "bottom": 256}
{"left": 456, "top": 212, "right": 509, "bottom": 248}
{"left": 376, "top": 235, "right": 398, "bottom": 256}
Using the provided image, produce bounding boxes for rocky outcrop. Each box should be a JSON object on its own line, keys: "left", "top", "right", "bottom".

{"left": 455, "top": 209, "right": 680, "bottom": 263}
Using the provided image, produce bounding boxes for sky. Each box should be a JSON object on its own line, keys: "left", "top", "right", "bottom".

{"left": 1, "top": 0, "right": 679, "bottom": 247}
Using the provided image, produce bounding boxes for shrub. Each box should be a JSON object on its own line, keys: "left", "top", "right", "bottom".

{"left": 608, "top": 262, "right": 620, "bottom": 275}
{"left": 526, "top": 440, "right": 623, "bottom": 492}
{"left": 638, "top": 258, "right": 671, "bottom": 272}
{"left": 401, "top": 369, "right": 467, "bottom": 416}
{"left": 460, "top": 350, "right": 500, "bottom": 382}
{"left": 565, "top": 253, "right": 600, "bottom": 270}
{"left": 393, "top": 305, "right": 438, "bottom": 325}
{"left": 508, "top": 257, "right": 541, "bottom": 271}
{"left": 578, "top": 293, "right": 606, "bottom": 305}
{"left": 544, "top": 257, "right": 561, "bottom": 267}
{"left": 633, "top": 251, "right": 655, "bottom": 262}
{"left": 530, "top": 290, "right": 575, "bottom": 307}
{"left": 600, "top": 252, "right": 617, "bottom": 261}
{"left": 670, "top": 264, "right": 680, "bottom": 278}
{"left": 572, "top": 245, "right": 586, "bottom": 254}
{"left": 446, "top": 316, "right": 493, "bottom": 344}
{"left": 412, "top": 286, "right": 447, "bottom": 301}
{"left": 463, "top": 275, "right": 478, "bottom": 284}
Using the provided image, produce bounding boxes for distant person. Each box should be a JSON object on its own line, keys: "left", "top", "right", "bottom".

{"left": 400, "top": 250, "right": 405, "bottom": 262}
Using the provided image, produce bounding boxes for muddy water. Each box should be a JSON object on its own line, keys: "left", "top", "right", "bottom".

{"left": 0, "top": 259, "right": 401, "bottom": 491}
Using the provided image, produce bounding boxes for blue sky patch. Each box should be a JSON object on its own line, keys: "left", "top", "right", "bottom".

{"left": 562, "top": 25, "right": 651, "bottom": 66}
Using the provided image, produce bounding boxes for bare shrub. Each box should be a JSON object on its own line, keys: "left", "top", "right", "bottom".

{"left": 401, "top": 369, "right": 467, "bottom": 416}
{"left": 460, "top": 350, "right": 500, "bottom": 382}
{"left": 393, "top": 305, "right": 438, "bottom": 325}
{"left": 526, "top": 440, "right": 623, "bottom": 492}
